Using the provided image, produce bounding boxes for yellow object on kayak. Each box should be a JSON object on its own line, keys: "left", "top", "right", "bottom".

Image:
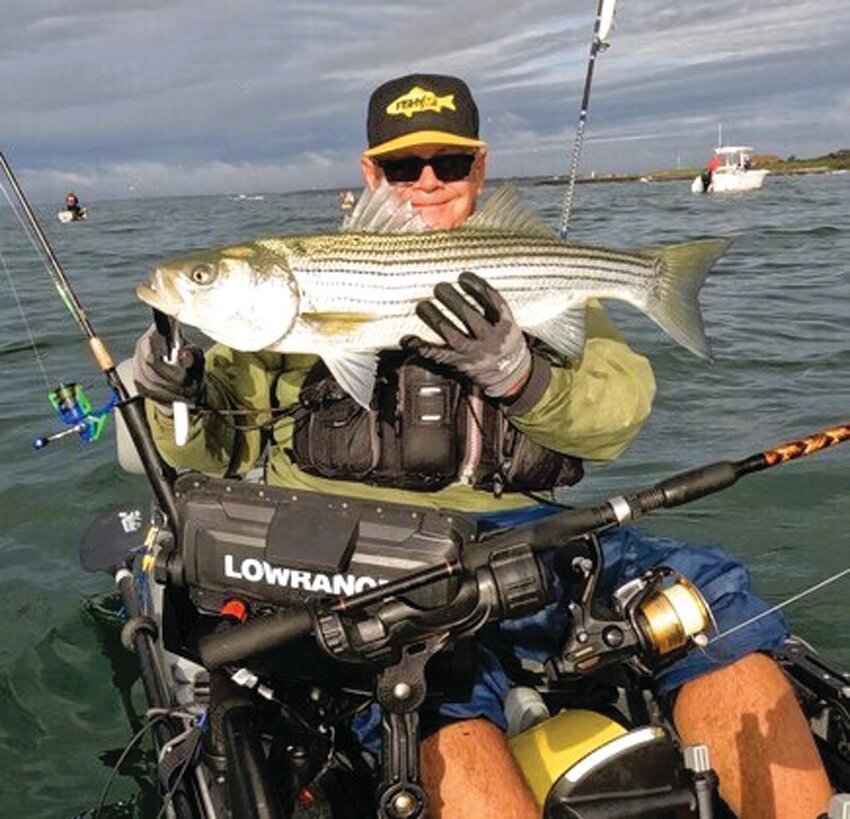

{"left": 509, "top": 709, "right": 627, "bottom": 805}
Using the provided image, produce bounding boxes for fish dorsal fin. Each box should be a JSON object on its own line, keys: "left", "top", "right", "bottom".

{"left": 341, "top": 181, "right": 430, "bottom": 234}
{"left": 464, "top": 185, "right": 553, "bottom": 238}
{"left": 321, "top": 349, "right": 380, "bottom": 409}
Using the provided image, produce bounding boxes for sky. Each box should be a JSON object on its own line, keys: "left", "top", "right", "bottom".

{"left": 2, "top": 0, "right": 849, "bottom": 202}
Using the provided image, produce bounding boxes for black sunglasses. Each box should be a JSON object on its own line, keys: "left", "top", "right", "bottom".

{"left": 377, "top": 153, "right": 476, "bottom": 184}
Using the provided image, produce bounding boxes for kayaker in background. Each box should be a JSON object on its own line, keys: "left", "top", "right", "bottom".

{"left": 64, "top": 191, "right": 85, "bottom": 219}
{"left": 338, "top": 189, "right": 356, "bottom": 209}
{"left": 133, "top": 74, "right": 832, "bottom": 818}
{"left": 701, "top": 153, "right": 723, "bottom": 192}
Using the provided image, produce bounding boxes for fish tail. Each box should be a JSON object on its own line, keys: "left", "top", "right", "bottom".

{"left": 645, "top": 238, "right": 730, "bottom": 359}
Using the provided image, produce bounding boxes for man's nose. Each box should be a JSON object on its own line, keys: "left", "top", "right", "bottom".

{"left": 415, "top": 163, "right": 441, "bottom": 190}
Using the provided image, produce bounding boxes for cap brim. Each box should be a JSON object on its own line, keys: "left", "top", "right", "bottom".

{"left": 364, "top": 130, "right": 486, "bottom": 158}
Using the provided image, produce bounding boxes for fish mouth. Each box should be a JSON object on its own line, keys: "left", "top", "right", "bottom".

{"left": 135, "top": 269, "right": 181, "bottom": 315}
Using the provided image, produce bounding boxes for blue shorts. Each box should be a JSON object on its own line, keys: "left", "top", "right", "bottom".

{"left": 352, "top": 508, "right": 789, "bottom": 750}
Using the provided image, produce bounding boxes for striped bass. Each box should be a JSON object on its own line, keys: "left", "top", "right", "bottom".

{"left": 136, "top": 184, "right": 729, "bottom": 407}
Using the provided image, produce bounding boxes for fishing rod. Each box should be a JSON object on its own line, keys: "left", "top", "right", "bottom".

{"left": 472, "top": 422, "right": 850, "bottom": 562}
{"left": 0, "top": 151, "right": 179, "bottom": 526}
{"left": 199, "top": 421, "right": 850, "bottom": 669}
{"left": 559, "top": 0, "right": 617, "bottom": 239}
{"left": 1, "top": 151, "right": 203, "bottom": 815}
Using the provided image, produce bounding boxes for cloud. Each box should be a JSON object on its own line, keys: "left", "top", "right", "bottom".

{"left": 2, "top": 0, "right": 848, "bottom": 200}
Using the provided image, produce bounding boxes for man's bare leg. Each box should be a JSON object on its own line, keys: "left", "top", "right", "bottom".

{"left": 421, "top": 718, "right": 538, "bottom": 818}
{"left": 674, "top": 652, "right": 832, "bottom": 819}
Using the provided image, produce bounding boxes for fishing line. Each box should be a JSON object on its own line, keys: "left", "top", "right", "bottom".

{"left": 0, "top": 245, "right": 52, "bottom": 388}
{"left": 0, "top": 158, "right": 99, "bottom": 342}
{"left": 0, "top": 178, "right": 77, "bottom": 321}
{"left": 0, "top": 181, "right": 64, "bottom": 387}
{"left": 0, "top": 178, "right": 52, "bottom": 267}
{"left": 709, "top": 564, "right": 850, "bottom": 646}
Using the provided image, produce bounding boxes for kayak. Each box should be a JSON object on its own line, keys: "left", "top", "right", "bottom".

{"left": 57, "top": 207, "right": 87, "bottom": 223}
{"left": 66, "top": 363, "right": 850, "bottom": 817}
{"left": 80, "top": 470, "right": 850, "bottom": 819}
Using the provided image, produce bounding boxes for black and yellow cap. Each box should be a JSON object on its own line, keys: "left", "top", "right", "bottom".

{"left": 364, "top": 73, "right": 487, "bottom": 158}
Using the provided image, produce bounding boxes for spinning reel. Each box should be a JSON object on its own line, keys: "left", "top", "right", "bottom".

{"left": 553, "top": 535, "right": 713, "bottom": 678}
{"left": 33, "top": 382, "right": 119, "bottom": 450}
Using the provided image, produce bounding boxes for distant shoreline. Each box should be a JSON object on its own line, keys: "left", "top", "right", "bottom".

{"left": 534, "top": 167, "right": 846, "bottom": 186}
{"left": 533, "top": 149, "right": 850, "bottom": 186}
{"left": 24, "top": 149, "right": 846, "bottom": 206}
{"left": 535, "top": 166, "right": 847, "bottom": 186}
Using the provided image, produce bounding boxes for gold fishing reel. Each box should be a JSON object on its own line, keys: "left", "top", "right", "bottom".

{"left": 631, "top": 575, "right": 712, "bottom": 658}
{"left": 555, "top": 544, "right": 715, "bottom": 678}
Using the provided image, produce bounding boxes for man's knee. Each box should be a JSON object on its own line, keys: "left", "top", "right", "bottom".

{"left": 421, "top": 718, "right": 538, "bottom": 818}
{"left": 674, "top": 653, "right": 832, "bottom": 819}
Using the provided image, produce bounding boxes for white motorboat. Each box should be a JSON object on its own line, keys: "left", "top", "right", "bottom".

{"left": 691, "top": 145, "right": 769, "bottom": 193}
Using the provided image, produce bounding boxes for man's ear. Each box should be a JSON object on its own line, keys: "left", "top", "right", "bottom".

{"left": 473, "top": 150, "right": 488, "bottom": 194}
{"left": 361, "top": 156, "right": 383, "bottom": 191}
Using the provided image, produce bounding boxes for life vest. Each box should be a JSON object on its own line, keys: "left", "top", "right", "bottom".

{"left": 290, "top": 352, "right": 584, "bottom": 495}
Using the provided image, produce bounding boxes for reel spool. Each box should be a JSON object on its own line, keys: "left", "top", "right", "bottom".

{"left": 632, "top": 575, "right": 712, "bottom": 659}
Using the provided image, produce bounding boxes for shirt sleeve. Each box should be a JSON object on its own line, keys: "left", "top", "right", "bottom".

{"left": 144, "top": 345, "right": 285, "bottom": 476}
{"left": 507, "top": 303, "right": 656, "bottom": 462}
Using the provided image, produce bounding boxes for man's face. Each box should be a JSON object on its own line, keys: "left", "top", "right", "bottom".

{"left": 362, "top": 144, "right": 487, "bottom": 230}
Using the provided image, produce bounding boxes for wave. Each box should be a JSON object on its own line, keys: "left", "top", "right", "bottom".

{"left": 754, "top": 225, "right": 845, "bottom": 239}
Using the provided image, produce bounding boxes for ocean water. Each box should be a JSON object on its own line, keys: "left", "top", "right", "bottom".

{"left": 0, "top": 173, "right": 848, "bottom": 816}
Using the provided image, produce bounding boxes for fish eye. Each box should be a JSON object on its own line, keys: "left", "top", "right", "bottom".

{"left": 189, "top": 264, "right": 217, "bottom": 285}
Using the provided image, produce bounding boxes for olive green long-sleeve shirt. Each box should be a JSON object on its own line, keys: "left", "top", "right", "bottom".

{"left": 146, "top": 304, "right": 655, "bottom": 512}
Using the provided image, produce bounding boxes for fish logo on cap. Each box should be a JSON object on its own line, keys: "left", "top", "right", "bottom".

{"left": 386, "top": 86, "right": 456, "bottom": 118}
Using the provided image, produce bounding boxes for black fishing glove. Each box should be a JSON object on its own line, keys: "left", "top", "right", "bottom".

{"left": 402, "top": 271, "right": 532, "bottom": 399}
{"left": 133, "top": 323, "right": 205, "bottom": 405}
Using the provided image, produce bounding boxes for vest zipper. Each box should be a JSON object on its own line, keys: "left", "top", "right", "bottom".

{"left": 458, "top": 388, "right": 484, "bottom": 485}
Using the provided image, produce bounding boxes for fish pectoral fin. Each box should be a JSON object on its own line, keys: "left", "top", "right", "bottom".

{"left": 302, "top": 312, "right": 380, "bottom": 335}
{"left": 341, "top": 181, "right": 430, "bottom": 234}
{"left": 527, "top": 307, "right": 587, "bottom": 361}
{"left": 322, "top": 350, "right": 380, "bottom": 408}
{"left": 463, "top": 185, "right": 553, "bottom": 238}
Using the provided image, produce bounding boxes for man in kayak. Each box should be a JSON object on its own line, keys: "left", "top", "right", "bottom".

{"left": 134, "top": 74, "right": 832, "bottom": 818}
{"left": 64, "top": 191, "right": 85, "bottom": 219}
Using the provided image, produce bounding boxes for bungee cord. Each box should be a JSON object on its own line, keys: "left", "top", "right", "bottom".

{"left": 153, "top": 718, "right": 206, "bottom": 819}
{"left": 91, "top": 711, "right": 170, "bottom": 818}
{"left": 91, "top": 707, "right": 205, "bottom": 819}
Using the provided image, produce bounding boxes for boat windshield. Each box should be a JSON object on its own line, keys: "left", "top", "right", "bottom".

{"left": 714, "top": 146, "right": 754, "bottom": 170}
